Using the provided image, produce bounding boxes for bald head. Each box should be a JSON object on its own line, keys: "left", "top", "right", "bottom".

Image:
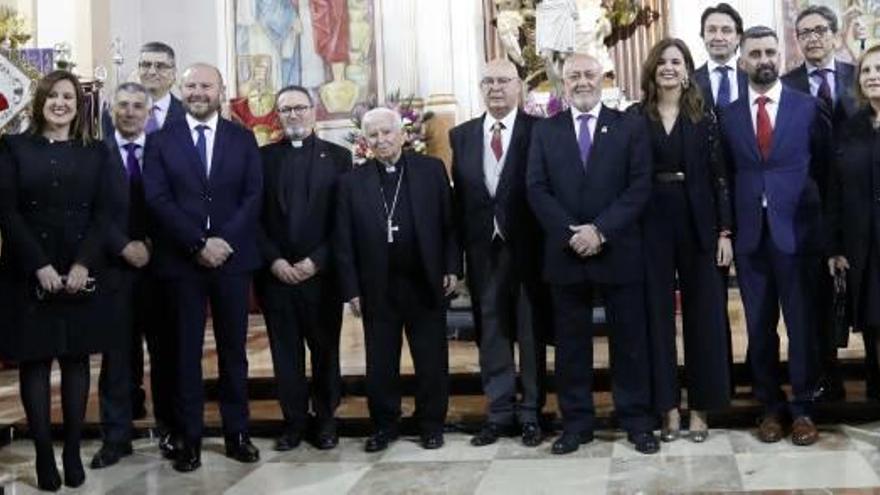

{"left": 180, "top": 63, "right": 225, "bottom": 121}
{"left": 480, "top": 58, "right": 521, "bottom": 119}
{"left": 562, "top": 54, "right": 603, "bottom": 112}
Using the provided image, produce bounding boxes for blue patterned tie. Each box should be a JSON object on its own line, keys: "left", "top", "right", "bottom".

{"left": 195, "top": 124, "right": 208, "bottom": 174}
{"left": 716, "top": 66, "right": 731, "bottom": 107}
{"left": 577, "top": 114, "right": 593, "bottom": 168}
{"left": 144, "top": 105, "right": 160, "bottom": 134}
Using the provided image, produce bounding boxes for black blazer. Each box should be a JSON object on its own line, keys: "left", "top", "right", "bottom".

{"left": 827, "top": 107, "right": 880, "bottom": 322}
{"left": 527, "top": 106, "right": 652, "bottom": 285}
{"left": 694, "top": 63, "right": 749, "bottom": 108}
{"left": 143, "top": 117, "right": 263, "bottom": 278}
{"left": 257, "top": 135, "right": 351, "bottom": 270}
{"left": 628, "top": 104, "right": 733, "bottom": 250}
{"left": 102, "top": 93, "right": 186, "bottom": 138}
{"left": 0, "top": 134, "right": 116, "bottom": 360}
{"left": 782, "top": 60, "right": 858, "bottom": 129}
{"left": 449, "top": 110, "right": 543, "bottom": 281}
{"left": 334, "top": 153, "right": 462, "bottom": 306}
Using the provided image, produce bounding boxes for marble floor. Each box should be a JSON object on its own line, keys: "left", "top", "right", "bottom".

{"left": 4, "top": 425, "right": 880, "bottom": 494}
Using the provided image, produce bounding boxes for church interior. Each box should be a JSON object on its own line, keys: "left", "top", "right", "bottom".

{"left": 2, "top": 0, "right": 880, "bottom": 493}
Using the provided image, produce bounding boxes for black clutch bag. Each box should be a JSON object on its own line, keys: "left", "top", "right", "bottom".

{"left": 35, "top": 277, "right": 97, "bottom": 302}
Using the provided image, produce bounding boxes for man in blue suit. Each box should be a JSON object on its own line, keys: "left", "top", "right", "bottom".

{"left": 694, "top": 3, "right": 749, "bottom": 109}
{"left": 527, "top": 54, "right": 657, "bottom": 455}
{"left": 143, "top": 63, "right": 263, "bottom": 472}
{"left": 782, "top": 4, "right": 861, "bottom": 402}
{"left": 719, "top": 26, "right": 832, "bottom": 446}
{"left": 102, "top": 42, "right": 185, "bottom": 139}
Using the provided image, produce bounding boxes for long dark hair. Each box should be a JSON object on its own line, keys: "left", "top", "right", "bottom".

{"left": 27, "top": 70, "right": 89, "bottom": 144}
{"left": 640, "top": 38, "right": 705, "bottom": 124}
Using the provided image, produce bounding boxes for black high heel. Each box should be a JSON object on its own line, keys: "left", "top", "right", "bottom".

{"left": 62, "top": 450, "right": 85, "bottom": 488}
{"left": 35, "top": 450, "right": 61, "bottom": 492}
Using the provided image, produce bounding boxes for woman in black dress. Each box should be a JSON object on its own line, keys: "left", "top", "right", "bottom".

{"left": 0, "top": 70, "right": 113, "bottom": 491}
{"left": 630, "top": 38, "right": 733, "bottom": 442}
{"left": 829, "top": 44, "right": 880, "bottom": 392}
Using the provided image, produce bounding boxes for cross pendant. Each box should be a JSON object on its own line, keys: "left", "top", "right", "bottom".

{"left": 387, "top": 219, "right": 399, "bottom": 243}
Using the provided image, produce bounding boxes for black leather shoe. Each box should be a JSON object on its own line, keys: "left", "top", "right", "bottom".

{"left": 551, "top": 431, "right": 594, "bottom": 455}
{"left": 225, "top": 433, "right": 260, "bottom": 463}
{"left": 62, "top": 453, "right": 85, "bottom": 488}
{"left": 314, "top": 431, "right": 339, "bottom": 450}
{"left": 421, "top": 432, "right": 444, "bottom": 450}
{"left": 172, "top": 445, "right": 201, "bottom": 473}
{"left": 364, "top": 430, "right": 399, "bottom": 453}
{"left": 274, "top": 430, "right": 303, "bottom": 452}
{"left": 89, "top": 442, "right": 133, "bottom": 469}
{"left": 158, "top": 432, "right": 181, "bottom": 460}
{"left": 521, "top": 423, "right": 543, "bottom": 447}
{"left": 628, "top": 432, "right": 660, "bottom": 454}
{"left": 470, "top": 423, "right": 512, "bottom": 447}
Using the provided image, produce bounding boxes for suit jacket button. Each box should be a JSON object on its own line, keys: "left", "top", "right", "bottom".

{"left": 40, "top": 232, "right": 47, "bottom": 239}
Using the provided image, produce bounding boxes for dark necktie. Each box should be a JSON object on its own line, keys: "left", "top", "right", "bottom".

{"left": 145, "top": 105, "right": 160, "bottom": 134}
{"left": 490, "top": 121, "right": 504, "bottom": 161}
{"left": 577, "top": 114, "right": 593, "bottom": 167}
{"left": 756, "top": 96, "right": 773, "bottom": 161}
{"left": 195, "top": 124, "right": 209, "bottom": 173}
{"left": 812, "top": 68, "right": 833, "bottom": 109}
{"left": 716, "top": 66, "right": 732, "bottom": 107}
{"left": 122, "top": 142, "right": 142, "bottom": 182}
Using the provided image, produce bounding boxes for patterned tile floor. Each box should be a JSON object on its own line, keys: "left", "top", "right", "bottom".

{"left": 3, "top": 425, "right": 880, "bottom": 494}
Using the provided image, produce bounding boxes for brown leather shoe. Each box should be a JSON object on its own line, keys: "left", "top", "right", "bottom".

{"left": 757, "top": 415, "right": 784, "bottom": 443}
{"left": 791, "top": 416, "right": 819, "bottom": 446}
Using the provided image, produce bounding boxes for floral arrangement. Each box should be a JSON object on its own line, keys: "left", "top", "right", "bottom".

{"left": 346, "top": 90, "right": 433, "bottom": 164}
{"left": 523, "top": 91, "right": 567, "bottom": 118}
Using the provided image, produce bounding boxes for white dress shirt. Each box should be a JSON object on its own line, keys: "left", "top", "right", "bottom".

{"left": 571, "top": 102, "right": 601, "bottom": 143}
{"left": 747, "top": 80, "right": 782, "bottom": 132}
{"left": 805, "top": 58, "right": 836, "bottom": 103}
{"left": 114, "top": 130, "right": 146, "bottom": 171}
{"left": 707, "top": 57, "right": 740, "bottom": 103}
{"left": 152, "top": 92, "right": 172, "bottom": 129}
{"left": 482, "top": 108, "right": 517, "bottom": 197}
{"left": 185, "top": 112, "right": 219, "bottom": 176}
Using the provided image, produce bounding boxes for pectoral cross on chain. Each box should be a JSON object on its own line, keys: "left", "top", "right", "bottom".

{"left": 387, "top": 218, "right": 399, "bottom": 243}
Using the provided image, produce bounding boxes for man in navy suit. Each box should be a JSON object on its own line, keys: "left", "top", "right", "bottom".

{"left": 102, "top": 42, "right": 185, "bottom": 139}
{"left": 92, "top": 82, "right": 154, "bottom": 469}
{"left": 450, "top": 59, "right": 550, "bottom": 448}
{"left": 694, "top": 3, "right": 749, "bottom": 108}
{"left": 143, "top": 63, "right": 263, "bottom": 472}
{"left": 335, "top": 108, "right": 461, "bottom": 452}
{"left": 719, "top": 26, "right": 831, "bottom": 446}
{"left": 782, "top": 5, "right": 861, "bottom": 401}
{"left": 527, "top": 54, "right": 658, "bottom": 455}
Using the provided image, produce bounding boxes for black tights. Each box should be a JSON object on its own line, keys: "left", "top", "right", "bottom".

{"left": 19, "top": 355, "right": 90, "bottom": 472}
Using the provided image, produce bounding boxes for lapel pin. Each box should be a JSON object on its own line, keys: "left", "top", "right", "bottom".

{"left": 320, "top": 152, "right": 326, "bottom": 158}
{"left": 601, "top": 126, "right": 608, "bottom": 134}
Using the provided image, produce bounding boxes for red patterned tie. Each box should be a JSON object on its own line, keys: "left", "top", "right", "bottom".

{"left": 756, "top": 95, "right": 773, "bottom": 161}
{"left": 490, "top": 121, "right": 504, "bottom": 161}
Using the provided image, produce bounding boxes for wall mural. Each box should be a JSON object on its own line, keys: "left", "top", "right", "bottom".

{"left": 233, "top": 0, "right": 379, "bottom": 145}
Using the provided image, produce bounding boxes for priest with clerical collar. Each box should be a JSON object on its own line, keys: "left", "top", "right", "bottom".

{"left": 255, "top": 85, "right": 351, "bottom": 453}
{"left": 335, "top": 107, "right": 462, "bottom": 453}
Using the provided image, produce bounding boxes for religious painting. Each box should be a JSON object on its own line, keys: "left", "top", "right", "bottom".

{"left": 233, "top": 0, "right": 380, "bottom": 145}
{"left": 0, "top": 52, "right": 36, "bottom": 134}
{"left": 782, "top": 0, "right": 880, "bottom": 71}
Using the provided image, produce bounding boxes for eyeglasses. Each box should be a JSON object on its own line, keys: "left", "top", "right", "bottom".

{"left": 278, "top": 105, "right": 312, "bottom": 115}
{"left": 480, "top": 77, "right": 515, "bottom": 87}
{"left": 796, "top": 25, "right": 831, "bottom": 40}
{"left": 138, "top": 61, "right": 175, "bottom": 71}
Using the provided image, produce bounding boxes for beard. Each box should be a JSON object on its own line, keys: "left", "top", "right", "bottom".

{"left": 284, "top": 124, "right": 310, "bottom": 140}
{"left": 750, "top": 64, "right": 778, "bottom": 85}
{"left": 184, "top": 97, "right": 220, "bottom": 120}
